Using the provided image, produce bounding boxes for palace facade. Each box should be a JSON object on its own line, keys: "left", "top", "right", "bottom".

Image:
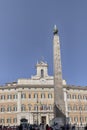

{"left": 0, "top": 26, "right": 87, "bottom": 126}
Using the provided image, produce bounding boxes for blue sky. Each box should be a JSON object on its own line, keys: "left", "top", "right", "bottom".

{"left": 0, "top": 1, "right": 87, "bottom": 86}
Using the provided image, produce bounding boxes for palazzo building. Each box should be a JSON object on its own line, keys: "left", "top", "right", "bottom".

{"left": 0, "top": 26, "right": 87, "bottom": 126}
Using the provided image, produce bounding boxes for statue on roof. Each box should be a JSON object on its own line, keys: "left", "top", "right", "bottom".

{"left": 53, "top": 25, "right": 58, "bottom": 35}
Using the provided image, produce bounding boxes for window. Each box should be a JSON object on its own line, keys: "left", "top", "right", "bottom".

{"left": 73, "top": 105, "right": 77, "bottom": 111}
{"left": 34, "top": 93, "right": 38, "bottom": 98}
{"left": 79, "top": 107, "right": 82, "bottom": 111}
{"left": 29, "top": 94, "right": 31, "bottom": 98}
{"left": 13, "top": 118, "right": 17, "bottom": 123}
{"left": 7, "top": 95, "right": 12, "bottom": 99}
{"left": 21, "top": 104, "right": 26, "bottom": 111}
{"left": 41, "top": 93, "right": 45, "bottom": 98}
{"left": 34, "top": 105, "right": 38, "bottom": 111}
{"left": 80, "top": 117, "right": 83, "bottom": 122}
{"left": 40, "top": 104, "right": 47, "bottom": 110}
{"left": 7, "top": 118, "right": 11, "bottom": 123}
{"left": 48, "top": 93, "right": 52, "bottom": 98}
{"left": 13, "top": 94, "right": 18, "bottom": 99}
{"left": 41, "top": 69, "right": 44, "bottom": 78}
{"left": 69, "top": 117, "right": 72, "bottom": 122}
{"left": 85, "top": 117, "right": 87, "bottom": 122}
{"left": 78, "top": 95, "right": 82, "bottom": 99}
{"left": 1, "top": 95, "right": 5, "bottom": 100}
{"left": 13, "top": 106, "right": 17, "bottom": 111}
{"left": 48, "top": 104, "right": 53, "bottom": 110}
{"left": 67, "top": 94, "right": 71, "bottom": 99}
{"left": 72, "top": 95, "right": 74, "bottom": 99}
{"left": 72, "top": 95, "right": 76, "bottom": 99}
{"left": 84, "top": 106, "right": 87, "bottom": 111}
{"left": 68, "top": 105, "right": 72, "bottom": 111}
{"left": 1, "top": 106, "right": 5, "bottom": 112}
{"left": 21, "top": 93, "right": 26, "bottom": 99}
{"left": 0, "top": 119, "right": 5, "bottom": 123}
{"left": 7, "top": 106, "right": 11, "bottom": 112}
{"left": 83, "top": 96, "right": 87, "bottom": 100}
{"left": 28, "top": 104, "right": 32, "bottom": 111}
{"left": 74, "top": 117, "right": 78, "bottom": 122}
{"left": 44, "top": 104, "right": 47, "bottom": 110}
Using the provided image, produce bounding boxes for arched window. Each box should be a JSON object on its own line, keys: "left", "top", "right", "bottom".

{"left": 41, "top": 69, "right": 44, "bottom": 78}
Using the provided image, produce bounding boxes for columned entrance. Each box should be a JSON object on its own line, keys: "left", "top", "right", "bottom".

{"left": 17, "top": 112, "right": 33, "bottom": 125}
{"left": 20, "top": 118, "right": 28, "bottom": 124}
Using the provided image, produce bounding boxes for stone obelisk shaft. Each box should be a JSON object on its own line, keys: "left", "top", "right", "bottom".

{"left": 53, "top": 26, "right": 65, "bottom": 117}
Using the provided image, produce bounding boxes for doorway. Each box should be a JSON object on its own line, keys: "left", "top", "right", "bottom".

{"left": 41, "top": 116, "right": 46, "bottom": 124}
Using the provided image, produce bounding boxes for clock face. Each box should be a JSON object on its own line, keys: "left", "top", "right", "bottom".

{"left": 40, "top": 78, "right": 46, "bottom": 83}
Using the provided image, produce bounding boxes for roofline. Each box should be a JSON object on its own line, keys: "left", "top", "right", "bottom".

{"left": 0, "top": 84, "right": 54, "bottom": 89}
{"left": 0, "top": 84, "right": 87, "bottom": 90}
{"left": 64, "top": 85, "right": 87, "bottom": 90}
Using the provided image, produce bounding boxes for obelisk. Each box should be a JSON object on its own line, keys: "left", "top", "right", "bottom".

{"left": 53, "top": 25, "right": 65, "bottom": 118}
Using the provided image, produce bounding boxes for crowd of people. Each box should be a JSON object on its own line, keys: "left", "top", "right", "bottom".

{"left": 0, "top": 123, "right": 87, "bottom": 130}
{"left": 45, "top": 123, "right": 87, "bottom": 130}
